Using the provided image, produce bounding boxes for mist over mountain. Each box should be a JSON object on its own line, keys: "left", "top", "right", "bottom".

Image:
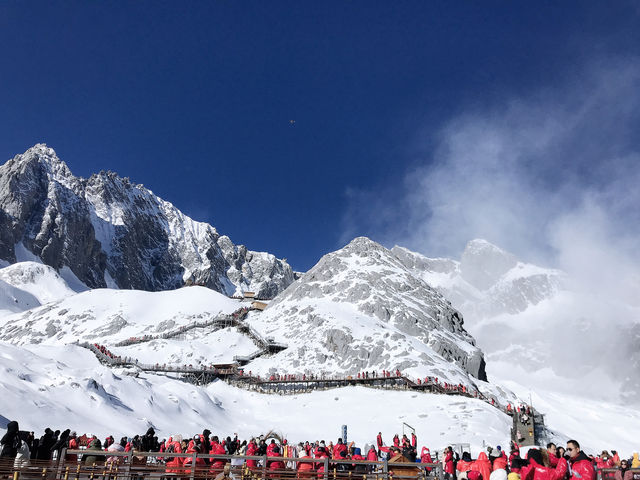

{"left": 0, "top": 145, "right": 295, "bottom": 298}
{"left": 392, "top": 240, "right": 640, "bottom": 405}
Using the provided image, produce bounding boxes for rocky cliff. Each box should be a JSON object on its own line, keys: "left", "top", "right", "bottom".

{"left": 0, "top": 144, "right": 295, "bottom": 297}
{"left": 246, "top": 237, "right": 487, "bottom": 382}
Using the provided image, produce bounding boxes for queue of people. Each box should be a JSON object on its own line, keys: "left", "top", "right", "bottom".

{"left": 2, "top": 421, "right": 638, "bottom": 480}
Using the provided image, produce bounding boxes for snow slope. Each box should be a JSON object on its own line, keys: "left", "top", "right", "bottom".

{"left": 0, "top": 341, "right": 510, "bottom": 455}
{"left": 0, "top": 278, "right": 40, "bottom": 317}
{"left": 0, "top": 261, "right": 85, "bottom": 304}
{"left": 0, "top": 287, "right": 240, "bottom": 348}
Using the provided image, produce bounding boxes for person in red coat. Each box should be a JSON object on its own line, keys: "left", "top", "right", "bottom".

{"left": 567, "top": 440, "right": 595, "bottom": 480}
{"left": 297, "top": 444, "right": 314, "bottom": 478}
{"left": 268, "top": 445, "right": 285, "bottom": 475}
{"left": 266, "top": 440, "right": 279, "bottom": 457}
{"left": 596, "top": 451, "right": 614, "bottom": 470}
{"left": 547, "top": 443, "right": 560, "bottom": 468}
{"left": 367, "top": 446, "right": 378, "bottom": 462}
{"left": 165, "top": 437, "right": 184, "bottom": 475}
{"left": 209, "top": 436, "right": 227, "bottom": 474}
{"left": 246, "top": 439, "right": 258, "bottom": 469}
{"left": 520, "top": 448, "right": 568, "bottom": 480}
{"left": 471, "top": 451, "right": 491, "bottom": 480}
{"left": 66, "top": 432, "right": 79, "bottom": 463}
{"left": 333, "top": 438, "right": 348, "bottom": 459}
{"left": 509, "top": 443, "right": 521, "bottom": 468}
{"left": 444, "top": 447, "right": 455, "bottom": 479}
{"left": 377, "top": 433, "right": 383, "bottom": 456}
{"left": 457, "top": 451, "right": 474, "bottom": 475}
{"left": 315, "top": 447, "right": 329, "bottom": 478}
{"left": 421, "top": 447, "right": 434, "bottom": 473}
{"left": 182, "top": 442, "right": 206, "bottom": 475}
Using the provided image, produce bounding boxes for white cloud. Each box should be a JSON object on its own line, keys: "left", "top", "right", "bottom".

{"left": 341, "top": 58, "right": 640, "bottom": 404}
{"left": 344, "top": 58, "right": 640, "bottom": 300}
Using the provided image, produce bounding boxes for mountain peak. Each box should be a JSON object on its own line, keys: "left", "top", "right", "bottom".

{"left": 461, "top": 239, "right": 518, "bottom": 291}
{"left": 0, "top": 145, "right": 295, "bottom": 296}
{"left": 12, "top": 144, "right": 74, "bottom": 181}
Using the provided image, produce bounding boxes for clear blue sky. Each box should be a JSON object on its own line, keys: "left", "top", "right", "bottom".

{"left": 1, "top": 2, "right": 639, "bottom": 271}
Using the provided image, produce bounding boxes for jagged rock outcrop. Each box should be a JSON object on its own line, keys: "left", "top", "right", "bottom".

{"left": 248, "top": 237, "right": 487, "bottom": 382}
{"left": 0, "top": 144, "right": 295, "bottom": 296}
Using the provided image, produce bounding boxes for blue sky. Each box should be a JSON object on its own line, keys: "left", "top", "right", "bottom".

{"left": 1, "top": 2, "right": 639, "bottom": 272}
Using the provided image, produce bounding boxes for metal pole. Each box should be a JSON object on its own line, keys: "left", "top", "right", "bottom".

{"left": 190, "top": 453, "right": 197, "bottom": 480}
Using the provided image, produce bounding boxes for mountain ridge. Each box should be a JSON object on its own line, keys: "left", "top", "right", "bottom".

{"left": 0, "top": 144, "right": 295, "bottom": 297}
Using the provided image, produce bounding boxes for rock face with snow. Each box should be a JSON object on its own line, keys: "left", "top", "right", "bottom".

{"left": 392, "top": 240, "right": 564, "bottom": 319}
{"left": 246, "top": 237, "right": 487, "bottom": 383}
{"left": 0, "top": 145, "right": 294, "bottom": 297}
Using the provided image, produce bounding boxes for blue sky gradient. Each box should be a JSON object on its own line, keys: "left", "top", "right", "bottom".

{"left": 1, "top": 1, "right": 639, "bottom": 271}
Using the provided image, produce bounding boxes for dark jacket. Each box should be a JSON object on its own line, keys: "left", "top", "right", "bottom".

{"left": 37, "top": 429, "right": 56, "bottom": 460}
{"left": 0, "top": 421, "right": 20, "bottom": 458}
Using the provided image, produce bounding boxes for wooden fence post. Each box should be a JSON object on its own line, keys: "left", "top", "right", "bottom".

{"left": 262, "top": 455, "right": 268, "bottom": 480}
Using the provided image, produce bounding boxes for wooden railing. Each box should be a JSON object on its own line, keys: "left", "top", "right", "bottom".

{"left": 1, "top": 450, "right": 443, "bottom": 480}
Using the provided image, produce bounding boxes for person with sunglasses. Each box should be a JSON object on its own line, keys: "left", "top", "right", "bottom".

{"left": 566, "top": 440, "right": 595, "bottom": 480}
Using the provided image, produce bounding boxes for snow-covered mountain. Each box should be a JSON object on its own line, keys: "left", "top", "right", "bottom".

{"left": 0, "top": 144, "right": 294, "bottom": 297}
{"left": 246, "top": 237, "right": 487, "bottom": 383}
{"left": 0, "top": 238, "right": 487, "bottom": 386}
{"left": 392, "top": 240, "right": 640, "bottom": 406}
{"left": 1, "top": 236, "right": 640, "bottom": 455}
{"left": 392, "top": 239, "right": 564, "bottom": 319}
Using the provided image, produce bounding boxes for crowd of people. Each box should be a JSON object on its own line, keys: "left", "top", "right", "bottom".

{"left": 2, "top": 420, "right": 638, "bottom": 480}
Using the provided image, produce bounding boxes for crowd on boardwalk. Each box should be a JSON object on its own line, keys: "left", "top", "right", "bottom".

{"left": 2, "top": 420, "right": 638, "bottom": 480}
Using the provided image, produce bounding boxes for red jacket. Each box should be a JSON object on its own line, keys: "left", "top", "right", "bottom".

{"left": 444, "top": 451, "right": 455, "bottom": 474}
{"left": 367, "top": 448, "right": 378, "bottom": 462}
{"left": 246, "top": 441, "right": 258, "bottom": 469}
{"left": 471, "top": 452, "right": 491, "bottom": 480}
{"left": 333, "top": 443, "right": 348, "bottom": 459}
{"left": 315, "top": 450, "right": 329, "bottom": 474}
{"left": 570, "top": 452, "right": 595, "bottom": 480}
{"left": 268, "top": 451, "right": 285, "bottom": 471}
{"left": 209, "top": 442, "right": 227, "bottom": 472}
{"left": 493, "top": 456, "right": 508, "bottom": 471}
{"left": 66, "top": 438, "right": 78, "bottom": 462}
{"left": 377, "top": 435, "right": 383, "bottom": 448}
{"left": 596, "top": 457, "right": 614, "bottom": 470}
{"left": 182, "top": 444, "right": 206, "bottom": 474}
{"left": 297, "top": 454, "right": 314, "bottom": 472}
{"left": 522, "top": 457, "right": 568, "bottom": 480}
